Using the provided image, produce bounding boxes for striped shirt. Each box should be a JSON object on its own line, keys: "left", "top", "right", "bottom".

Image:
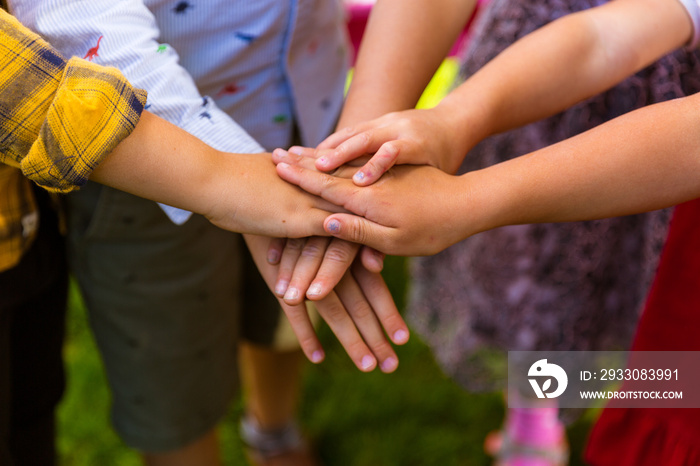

{"left": 0, "top": 9, "right": 146, "bottom": 271}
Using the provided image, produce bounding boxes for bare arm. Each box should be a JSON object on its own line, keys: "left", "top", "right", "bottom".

{"left": 274, "top": 92, "right": 700, "bottom": 255}
{"left": 441, "top": 0, "right": 693, "bottom": 151}
{"left": 91, "top": 111, "right": 334, "bottom": 238}
{"left": 317, "top": 0, "right": 695, "bottom": 182}
{"left": 335, "top": 0, "right": 476, "bottom": 129}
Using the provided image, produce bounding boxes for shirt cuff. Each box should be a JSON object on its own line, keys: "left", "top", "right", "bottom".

{"left": 21, "top": 57, "right": 147, "bottom": 193}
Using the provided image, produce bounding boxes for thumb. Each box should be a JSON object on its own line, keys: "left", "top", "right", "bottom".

{"left": 324, "top": 214, "right": 394, "bottom": 254}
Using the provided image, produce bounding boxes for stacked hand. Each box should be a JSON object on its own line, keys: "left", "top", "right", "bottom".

{"left": 262, "top": 107, "right": 475, "bottom": 373}
{"left": 271, "top": 147, "right": 472, "bottom": 256}
{"left": 263, "top": 235, "right": 409, "bottom": 373}
{"left": 306, "top": 105, "right": 471, "bottom": 186}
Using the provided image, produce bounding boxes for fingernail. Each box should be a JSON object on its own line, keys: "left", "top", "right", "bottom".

{"left": 275, "top": 280, "right": 289, "bottom": 296}
{"left": 366, "top": 253, "right": 382, "bottom": 271}
{"left": 393, "top": 329, "right": 409, "bottom": 344}
{"left": 327, "top": 219, "right": 340, "bottom": 233}
{"left": 284, "top": 287, "right": 299, "bottom": 301}
{"left": 361, "top": 355, "right": 375, "bottom": 371}
{"left": 311, "top": 350, "right": 324, "bottom": 363}
{"left": 381, "top": 357, "right": 398, "bottom": 373}
{"left": 318, "top": 157, "right": 328, "bottom": 167}
{"left": 290, "top": 147, "right": 303, "bottom": 155}
{"left": 353, "top": 171, "right": 365, "bottom": 182}
{"left": 267, "top": 249, "right": 280, "bottom": 264}
{"left": 307, "top": 283, "right": 322, "bottom": 297}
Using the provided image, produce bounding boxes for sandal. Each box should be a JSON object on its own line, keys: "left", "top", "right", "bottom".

{"left": 240, "top": 414, "right": 321, "bottom": 466}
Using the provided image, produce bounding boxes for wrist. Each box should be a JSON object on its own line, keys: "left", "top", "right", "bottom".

{"left": 455, "top": 167, "right": 520, "bottom": 238}
{"left": 184, "top": 147, "right": 230, "bottom": 217}
{"left": 435, "top": 90, "right": 494, "bottom": 169}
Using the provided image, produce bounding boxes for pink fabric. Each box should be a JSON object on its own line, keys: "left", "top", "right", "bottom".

{"left": 343, "top": 0, "right": 489, "bottom": 64}
{"left": 508, "top": 406, "right": 564, "bottom": 448}
{"left": 585, "top": 199, "right": 700, "bottom": 466}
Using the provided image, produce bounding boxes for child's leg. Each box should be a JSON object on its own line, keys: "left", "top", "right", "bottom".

{"left": 142, "top": 429, "right": 220, "bottom": 466}
{"left": 240, "top": 344, "right": 304, "bottom": 430}
{"left": 238, "top": 251, "right": 319, "bottom": 466}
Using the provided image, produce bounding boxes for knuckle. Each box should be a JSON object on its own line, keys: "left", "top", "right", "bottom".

{"left": 358, "top": 131, "right": 371, "bottom": 145}
{"left": 285, "top": 238, "right": 306, "bottom": 252}
{"left": 299, "top": 334, "right": 319, "bottom": 350}
{"left": 318, "top": 173, "right": 338, "bottom": 194}
{"left": 351, "top": 220, "right": 370, "bottom": 245}
{"left": 356, "top": 274, "right": 384, "bottom": 297}
{"left": 270, "top": 237, "right": 286, "bottom": 248}
{"left": 345, "top": 132, "right": 371, "bottom": 153}
{"left": 348, "top": 301, "right": 373, "bottom": 322}
{"left": 383, "top": 111, "right": 400, "bottom": 121}
{"left": 348, "top": 340, "right": 369, "bottom": 357}
{"left": 317, "top": 300, "right": 346, "bottom": 324}
{"left": 381, "top": 142, "right": 400, "bottom": 158}
{"left": 396, "top": 117, "right": 413, "bottom": 131}
{"left": 370, "top": 341, "right": 393, "bottom": 356}
{"left": 383, "top": 314, "right": 405, "bottom": 329}
{"left": 323, "top": 242, "right": 357, "bottom": 264}
{"left": 300, "top": 241, "right": 327, "bottom": 259}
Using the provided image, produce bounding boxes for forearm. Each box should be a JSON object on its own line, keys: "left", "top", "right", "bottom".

{"left": 339, "top": 0, "right": 476, "bottom": 128}
{"left": 93, "top": 111, "right": 332, "bottom": 237}
{"left": 90, "top": 111, "right": 226, "bottom": 215}
{"left": 438, "top": 0, "right": 693, "bottom": 154}
{"left": 464, "top": 93, "right": 700, "bottom": 233}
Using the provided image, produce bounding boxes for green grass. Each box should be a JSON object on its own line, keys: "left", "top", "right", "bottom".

{"left": 57, "top": 257, "right": 596, "bottom": 465}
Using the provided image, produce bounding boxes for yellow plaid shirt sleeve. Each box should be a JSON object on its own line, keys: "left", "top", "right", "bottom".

{"left": 0, "top": 10, "right": 147, "bottom": 271}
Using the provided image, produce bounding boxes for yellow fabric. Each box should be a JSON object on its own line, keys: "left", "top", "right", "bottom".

{"left": 22, "top": 57, "right": 148, "bottom": 193}
{"left": 0, "top": 166, "right": 36, "bottom": 271}
{"left": 0, "top": 9, "right": 147, "bottom": 271}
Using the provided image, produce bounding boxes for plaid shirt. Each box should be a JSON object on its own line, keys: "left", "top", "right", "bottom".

{"left": 0, "top": 10, "right": 147, "bottom": 271}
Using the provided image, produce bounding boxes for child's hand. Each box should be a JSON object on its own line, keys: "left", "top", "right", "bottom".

{"left": 203, "top": 153, "right": 344, "bottom": 238}
{"left": 269, "top": 238, "right": 384, "bottom": 304}
{"left": 269, "top": 236, "right": 407, "bottom": 374}
{"left": 274, "top": 149, "right": 474, "bottom": 256}
{"left": 246, "top": 234, "right": 408, "bottom": 373}
{"left": 305, "top": 107, "right": 466, "bottom": 186}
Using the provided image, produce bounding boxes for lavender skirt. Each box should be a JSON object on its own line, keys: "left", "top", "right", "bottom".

{"left": 408, "top": 0, "right": 700, "bottom": 391}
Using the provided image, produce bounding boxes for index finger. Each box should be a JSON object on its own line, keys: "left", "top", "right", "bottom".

{"left": 278, "top": 299, "right": 325, "bottom": 364}
{"left": 317, "top": 125, "right": 359, "bottom": 151}
{"left": 276, "top": 162, "right": 363, "bottom": 211}
{"left": 315, "top": 131, "right": 379, "bottom": 172}
{"left": 305, "top": 239, "right": 360, "bottom": 301}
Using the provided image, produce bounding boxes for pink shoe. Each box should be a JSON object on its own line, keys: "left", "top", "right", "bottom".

{"left": 485, "top": 402, "right": 569, "bottom": 466}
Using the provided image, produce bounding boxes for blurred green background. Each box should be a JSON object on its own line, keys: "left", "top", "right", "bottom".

{"left": 57, "top": 255, "right": 596, "bottom": 466}
{"left": 56, "top": 61, "right": 597, "bottom": 465}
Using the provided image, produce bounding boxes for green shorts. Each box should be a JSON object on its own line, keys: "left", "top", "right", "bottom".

{"left": 66, "top": 182, "right": 287, "bottom": 452}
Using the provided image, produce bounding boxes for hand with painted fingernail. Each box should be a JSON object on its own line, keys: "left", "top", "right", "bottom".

{"left": 275, "top": 158, "right": 480, "bottom": 256}
{"left": 310, "top": 106, "right": 468, "bottom": 186}
{"left": 260, "top": 235, "right": 409, "bottom": 373}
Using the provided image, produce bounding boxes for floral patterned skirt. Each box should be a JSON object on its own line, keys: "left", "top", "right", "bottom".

{"left": 407, "top": 0, "right": 700, "bottom": 392}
